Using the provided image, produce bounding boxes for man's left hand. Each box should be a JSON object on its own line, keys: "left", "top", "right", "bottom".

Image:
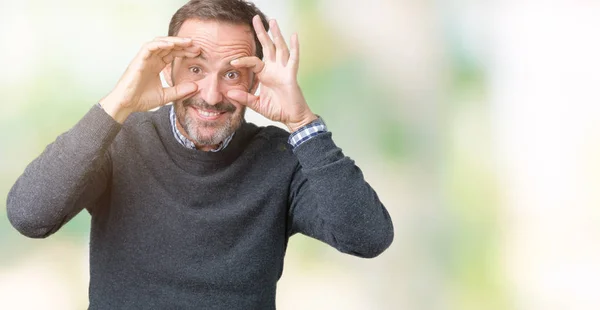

{"left": 227, "top": 15, "right": 317, "bottom": 133}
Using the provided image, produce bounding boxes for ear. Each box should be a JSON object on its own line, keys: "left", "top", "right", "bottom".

{"left": 162, "top": 62, "right": 174, "bottom": 87}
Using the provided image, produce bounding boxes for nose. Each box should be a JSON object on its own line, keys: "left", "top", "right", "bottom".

{"left": 200, "top": 74, "right": 223, "bottom": 105}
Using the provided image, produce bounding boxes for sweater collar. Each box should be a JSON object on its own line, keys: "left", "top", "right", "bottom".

{"left": 152, "top": 105, "right": 259, "bottom": 174}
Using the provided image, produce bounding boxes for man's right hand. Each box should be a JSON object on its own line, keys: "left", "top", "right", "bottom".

{"left": 99, "top": 37, "right": 201, "bottom": 123}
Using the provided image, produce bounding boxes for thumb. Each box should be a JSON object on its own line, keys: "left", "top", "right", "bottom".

{"left": 162, "top": 82, "right": 198, "bottom": 103}
{"left": 227, "top": 89, "right": 259, "bottom": 110}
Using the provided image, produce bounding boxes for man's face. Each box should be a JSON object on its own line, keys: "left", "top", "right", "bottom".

{"left": 165, "top": 19, "right": 256, "bottom": 148}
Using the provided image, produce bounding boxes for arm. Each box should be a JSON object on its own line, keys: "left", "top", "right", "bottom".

{"left": 228, "top": 16, "right": 393, "bottom": 257}
{"left": 287, "top": 131, "right": 394, "bottom": 258}
{"left": 7, "top": 36, "right": 203, "bottom": 238}
{"left": 6, "top": 106, "right": 119, "bottom": 238}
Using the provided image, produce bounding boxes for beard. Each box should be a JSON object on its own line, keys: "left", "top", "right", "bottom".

{"left": 174, "top": 97, "right": 245, "bottom": 147}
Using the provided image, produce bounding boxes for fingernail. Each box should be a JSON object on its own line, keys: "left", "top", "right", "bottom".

{"left": 230, "top": 59, "right": 239, "bottom": 65}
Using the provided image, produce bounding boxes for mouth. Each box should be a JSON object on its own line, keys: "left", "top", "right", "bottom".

{"left": 191, "top": 107, "right": 229, "bottom": 121}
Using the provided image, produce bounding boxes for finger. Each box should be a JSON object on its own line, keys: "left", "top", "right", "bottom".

{"left": 253, "top": 15, "right": 274, "bottom": 60}
{"left": 157, "top": 42, "right": 201, "bottom": 58}
{"left": 144, "top": 39, "right": 199, "bottom": 62}
{"left": 150, "top": 36, "right": 195, "bottom": 55}
{"left": 269, "top": 20, "right": 290, "bottom": 65}
{"left": 157, "top": 41, "right": 179, "bottom": 58}
{"left": 227, "top": 89, "right": 259, "bottom": 110}
{"left": 162, "top": 81, "right": 198, "bottom": 103}
{"left": 147, "top": 40, "right": 175, "bottom": 53}
{"left": 179, "top": 42, "right": 203, "bottom": 54}
{"left": 161, "top": 50, "right": 204, "bottom": 64}
{"left": 230, "top": 56, "right": 265, "bottom": 74}
{"left": 167, "top": 49, "right": 203, "bottom": 59}
{"left": 144, "top": 41, "right": 175, "bottom": 60}
{"left": 288, "top": 33, "right": 300, "bottom": 71}
{"left": 153, "top": 36, "right": 194, "bottom": 46}
{"left": 159, "top": 42, "right": 203, "bottom": 64}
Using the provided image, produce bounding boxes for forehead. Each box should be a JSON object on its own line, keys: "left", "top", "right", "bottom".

{"left": 177, "top": 19, "right": 255, "bottom": 58}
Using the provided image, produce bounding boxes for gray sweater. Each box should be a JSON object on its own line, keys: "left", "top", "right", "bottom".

{"left": 6, "top": 105, "right": 394, "bottom": 309}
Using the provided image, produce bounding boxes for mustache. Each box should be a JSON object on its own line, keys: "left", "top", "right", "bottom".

{"left": 181, "top": 97, "right": 236, "bottom": 113}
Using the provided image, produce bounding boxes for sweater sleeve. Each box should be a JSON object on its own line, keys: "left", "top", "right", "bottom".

{"left": 6, "top": 105, "right": 121, "bottom": 238}
{"left": 287, "top": 132, "right": 394, "bottom": 258}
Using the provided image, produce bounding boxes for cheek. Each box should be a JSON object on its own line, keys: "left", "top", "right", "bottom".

{"left": 222, "top": 77, "right": 252, "bottom": 96}
{"left": 226, "top": 73, "right": 252, "bottom": 90}
{"left": 231, "top": 102, "right": 244, "bottom": 113}
{"left": 175, "top": 70, "right": 200, "bottom": 83}
{"left": 231, "top": 81, "right": 250, "bottom": 92}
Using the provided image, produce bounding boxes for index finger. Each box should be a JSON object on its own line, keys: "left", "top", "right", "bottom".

{"left": 154, "top": 39, "right": 201, "bottom": 59}
{"left": 153, "top": 36, "right": 194, "bottom": 45}
{"left": 230, "top": 56, "right": 265, "bottom": 74}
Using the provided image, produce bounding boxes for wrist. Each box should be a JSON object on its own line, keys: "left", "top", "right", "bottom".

{"left": 286, "top": 113, "right": 318, "bottom": 133}
{"left": 99, "top": 93, "right": 132, "bottom": 124}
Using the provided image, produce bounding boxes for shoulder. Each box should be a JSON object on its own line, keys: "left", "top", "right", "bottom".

{"left": 123, "top": 107, "right": 164, "bottom": 127}
{"left": 111, "top": 107, "right": 169, "bottom": 153}
{"left": 243, "top": 123, "right": 295, "bottom": 156}
{"left": 255, "top": 125, "right": 290, "bottom": 141}
{"left": 249, "top": 124, "right": 290, "bottom": 145}
{"left": 118, "top": 106, "right": 170, "bottom": 135}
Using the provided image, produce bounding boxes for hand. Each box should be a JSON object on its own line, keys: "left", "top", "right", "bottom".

{"left": 100, "top": 37, "right": 202, "bottom": 123}
{"left": 227, "top": 15, "right": 317, "bottom": 132}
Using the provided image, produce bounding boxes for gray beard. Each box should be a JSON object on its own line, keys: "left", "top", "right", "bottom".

{"left": 182, "top": 111, "right": 235, "bottom": 146}
{"left": 175, "top": 98, "right": 245, "bottom": 147}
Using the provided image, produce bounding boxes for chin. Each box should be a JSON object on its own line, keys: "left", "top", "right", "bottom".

{"left": 185, "top": 108, "right": 245, "bottom": 146}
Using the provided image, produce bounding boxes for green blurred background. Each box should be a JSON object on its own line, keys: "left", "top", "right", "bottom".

{"left": 2, "top": 0, "right": 600, "bottom": 309}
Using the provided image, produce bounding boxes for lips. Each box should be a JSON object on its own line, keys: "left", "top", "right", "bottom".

{"left": 198, "top": 110, "right": 222, "bottom": 117}
{"left": 192, "top": 107, "right": 227, "bottom": 120}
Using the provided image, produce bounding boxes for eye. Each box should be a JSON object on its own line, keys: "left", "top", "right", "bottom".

{"left": 189, "top": 66, "right": 203, "bottom": 75}
{"left": 225, "top": 71, "right": 239, "bottom": 80}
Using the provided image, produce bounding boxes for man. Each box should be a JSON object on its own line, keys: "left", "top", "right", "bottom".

{"left": 6, "top": 0, "right": 394, "bottom": 308}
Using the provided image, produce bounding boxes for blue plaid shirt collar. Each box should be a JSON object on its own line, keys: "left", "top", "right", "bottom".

{"left": 169, "top": 105, "right": 234, "bottom": 152}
